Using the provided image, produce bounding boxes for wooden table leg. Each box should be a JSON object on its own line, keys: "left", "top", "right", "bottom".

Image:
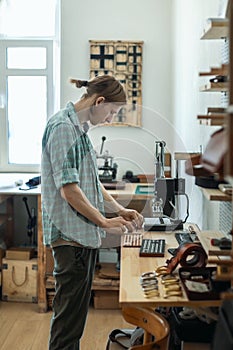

{"left": 37, "top": 195, "right": 47, "bottom": 312}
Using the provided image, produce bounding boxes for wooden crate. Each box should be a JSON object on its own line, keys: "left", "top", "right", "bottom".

{"left": 2, "top": 258, "right": 38, "bottom": 303}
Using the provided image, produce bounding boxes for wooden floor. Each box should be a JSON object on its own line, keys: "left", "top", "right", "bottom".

{"left": 0, "top": 301, "right": 131, "bottom": 350}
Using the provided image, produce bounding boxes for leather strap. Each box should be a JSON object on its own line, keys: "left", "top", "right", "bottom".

{"left": 166, "top": 243, "right": 207, "bottom": 274}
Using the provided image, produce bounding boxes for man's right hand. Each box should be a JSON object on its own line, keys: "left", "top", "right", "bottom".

{"left": 101, "top": 216, "right": 134, "bottom": 234}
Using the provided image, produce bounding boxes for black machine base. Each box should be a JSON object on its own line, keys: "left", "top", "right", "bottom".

{"left": 144, "top": 218, "right": 183, "bottom": 232}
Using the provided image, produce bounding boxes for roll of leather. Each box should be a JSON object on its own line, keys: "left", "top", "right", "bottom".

{"left": 166, "top": 243, "right": 207, "bottom": 274}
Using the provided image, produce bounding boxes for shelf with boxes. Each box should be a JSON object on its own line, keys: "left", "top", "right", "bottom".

{"left": 198, "top": 18, "right": 229, "bottom": 125}
{"left": 194, "top": 16, "right": 230, "bottom": 201}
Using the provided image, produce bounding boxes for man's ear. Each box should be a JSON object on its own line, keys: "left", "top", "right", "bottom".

{"left": 95, "top": 96, "right": 105, "bottom": 105}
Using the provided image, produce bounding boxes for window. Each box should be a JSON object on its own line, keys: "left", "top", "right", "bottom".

{"left": 0, "top": 0, "right": 60, "bottom": 172}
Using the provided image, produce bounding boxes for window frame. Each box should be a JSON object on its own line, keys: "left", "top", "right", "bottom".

{"left": 0, "top": 39, "right": 54, "bottom": 172}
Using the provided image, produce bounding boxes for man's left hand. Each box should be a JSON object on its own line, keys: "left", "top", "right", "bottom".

{"left": 118, "top": 208, "right": 144, "bottom": 232}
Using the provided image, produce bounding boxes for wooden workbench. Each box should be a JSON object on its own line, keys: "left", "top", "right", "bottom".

{"left": 120, "top": 228, "right": 225, "bottom": 308}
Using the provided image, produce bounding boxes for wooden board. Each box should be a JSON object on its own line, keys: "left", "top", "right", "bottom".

{"left": 199, "top": 64, "right": 228, "bottom": 76}
{"left": 200, "top": 188, "right": 232, "bottom": 201}
{"left": 197, "top": 114, "right": 226, "bottom": 126}
{"left": 5, "top": 247, "right": 35, "bottom": 260}
{"left": 200, "top": 81, "right": 229, "bottom": 92}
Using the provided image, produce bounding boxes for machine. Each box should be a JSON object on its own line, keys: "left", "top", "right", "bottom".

{"left": 97, "top": 136, "right": 117, "bottom": 183}
{"left": 144, "top": 140, "right": 189, "bottom": 231}
{"left": 96, "top": 136, "right": 125, "bottom": 189}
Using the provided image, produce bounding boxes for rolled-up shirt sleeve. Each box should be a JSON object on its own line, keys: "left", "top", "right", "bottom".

{"left": 46, "top": 122, "right": 80, "bottom": 189}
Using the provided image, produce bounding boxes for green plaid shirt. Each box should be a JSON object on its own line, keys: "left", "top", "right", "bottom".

{"left": 41, "top": 102, "right": 105, "bottom": 247}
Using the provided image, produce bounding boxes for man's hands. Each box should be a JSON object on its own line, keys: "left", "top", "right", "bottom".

{"left": 101, "top": 208, "right": 144, "bottom": 235}
{"left": 60, "top": 182, "right": 144, "bottom": 237}
{"left": 101, "top": 216, "right": 129, "bottom": 235}
{"left": 100, "top": 182, "right": 144, "bottom": 234}
{"left": 118, "top": 208, "right": 144, "bottom": 231}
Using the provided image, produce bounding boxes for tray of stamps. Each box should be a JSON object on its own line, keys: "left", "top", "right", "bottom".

{"left": 123, "top": 234, "right": 143, "bottom": 247}
{"left": 139, "top": 239, "right": 165, "bottom": 257}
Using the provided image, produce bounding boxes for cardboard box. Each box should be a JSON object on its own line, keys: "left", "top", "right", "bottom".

{"left": 93, "top": 290, "right": 120, "bottom": 309}
{"left": 5, "top": 247, "right": 35, "bottom": 260}
{"left": 2, "top": 258, "right": 38, "bottom": 303}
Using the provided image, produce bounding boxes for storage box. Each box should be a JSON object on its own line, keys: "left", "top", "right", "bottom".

{"left": 5, "top": 247, "right": 35, "bottom": 260}
{"left": 2, "top": 258, "right": 38, "bottom": 303}
{"left": 93, "top": 290, "right": 120, "bottom": 309}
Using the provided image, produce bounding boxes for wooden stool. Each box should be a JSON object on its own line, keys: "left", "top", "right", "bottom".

{"left": 120, "top": 306, "right": 170, "bottom": 349}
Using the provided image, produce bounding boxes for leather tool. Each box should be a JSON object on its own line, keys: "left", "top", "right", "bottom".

{"left": 166, "top": 243, "right": 207, "bottom": 274}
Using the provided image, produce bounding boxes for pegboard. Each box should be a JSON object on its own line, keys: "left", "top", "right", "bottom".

{"left": 89, "top": 40, "right": 143, "bottom": 126}
{"left": 221, "top": 37, "right": 229, "bottom": 107}
{"left": 219, "top": 201, "right": 232, "bottom": 235}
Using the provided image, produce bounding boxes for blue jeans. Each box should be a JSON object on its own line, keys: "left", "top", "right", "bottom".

{"left": 49, "top": 245, "right": 98, "bottom": 350}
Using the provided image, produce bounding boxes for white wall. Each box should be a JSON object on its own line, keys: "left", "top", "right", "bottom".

{"left": 171, "top": 0, "right": 222, "bottom": 228}
{"left": 60, "top": 0, "right": 223, "bottom": 227}
{"left": 60, "top": 0, "right": 174, "bottom": 179}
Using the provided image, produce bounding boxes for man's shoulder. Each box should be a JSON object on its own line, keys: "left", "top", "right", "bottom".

{"left": 47, "top": 107, "right": 69, "bottom": 126}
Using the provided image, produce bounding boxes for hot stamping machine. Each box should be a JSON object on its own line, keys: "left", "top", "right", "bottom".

{"left": 144, "top": 140, "right": 189, "bottom": 231}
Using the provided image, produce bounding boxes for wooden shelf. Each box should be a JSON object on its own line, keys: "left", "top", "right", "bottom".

{"left": 200, "top": 81, "right": 229, "bottom": 92}
{"left": 199, "top": 64, "right": 228, "bottom": 76}
{"left": 201, "top": 18, "right": 229, "bottom": 40}
{"left": 198, "top": 230, "right": 226, "bottom": 256}
{"left": 200, "top": 188, "right": 232, "bottom": 201}
{"left": 197, "top": 113, "right": 226, "bottom": 126}
{"left": 174, "top": 152, "right": 201, "bottom": 161}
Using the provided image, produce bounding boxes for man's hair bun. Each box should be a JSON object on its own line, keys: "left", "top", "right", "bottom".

{"left": 70, "top": 78, "right": 89, "bottom": 88}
